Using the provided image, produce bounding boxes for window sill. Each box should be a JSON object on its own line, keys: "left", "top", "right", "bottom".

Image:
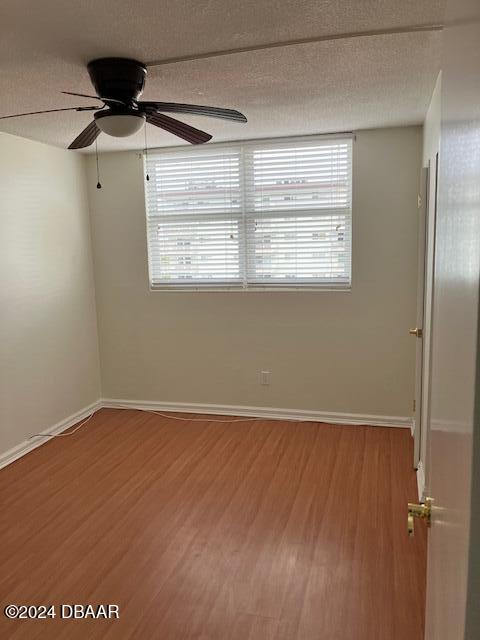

{"left": 149, "top": 284, "right": 352, "bottom": 293}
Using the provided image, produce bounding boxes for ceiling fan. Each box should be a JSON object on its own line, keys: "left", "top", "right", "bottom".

{"left": 0, "top": 58, "right": 247, "bottom": 149}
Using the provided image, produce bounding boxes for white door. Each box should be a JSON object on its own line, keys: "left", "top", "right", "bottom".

{"left": 423, "top": 0, "right": 480, "bottom": 637}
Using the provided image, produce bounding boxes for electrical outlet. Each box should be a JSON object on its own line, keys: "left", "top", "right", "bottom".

{"left": 260, "top": 370, "right": 271, "bottom": 386}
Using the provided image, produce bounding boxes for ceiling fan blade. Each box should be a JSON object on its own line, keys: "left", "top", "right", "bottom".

{"left": 0, "top": 105, "right": 100, "bottom": 121}
{"left": 62, "top": 91, "right": 126, "bottom": 106}
{"left": 140, "top": 102, "right": 247, "bottom": 122}
{"left": 62, "top": 91, "right": 101, "bottom": 100}
{"left": 146, "top": 112, "right": 212, "bottom": 144}
{"left": 68, "top": 120, "right": 100, "bottom": 150}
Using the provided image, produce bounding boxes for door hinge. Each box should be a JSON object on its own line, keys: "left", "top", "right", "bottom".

{"left": 413, "top": 399, "right": 416, "bottom": 412}
{"left": 417, "top": 194, "right": 422, "bottom": 209}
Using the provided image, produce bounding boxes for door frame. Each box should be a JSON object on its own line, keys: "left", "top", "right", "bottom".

{"left": 414, "top": 154, "right": 439, "bottom": 498}
{"left": 413, "top": 166, "right": 428, "bottom": 469}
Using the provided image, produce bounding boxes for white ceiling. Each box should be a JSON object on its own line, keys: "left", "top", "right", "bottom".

{"left": 0, "top": 1, "right": 444, "bottom": 152}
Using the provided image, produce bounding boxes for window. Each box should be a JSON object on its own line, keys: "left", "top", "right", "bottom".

{"left": 145, "top": 135, "right": 352, "bottom": 289}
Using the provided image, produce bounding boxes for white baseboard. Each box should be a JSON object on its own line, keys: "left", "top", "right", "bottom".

{"left": 0, "top": 398, "right": 412, "bottom": 472}
{"left": 102, "top": 398, "right": 412, "bottom": 429}
{"left": 0, "top": 400, "right": 101, "bottom": 471}
{"left": 416, "top": 461, "right": 426, "bottom": 501}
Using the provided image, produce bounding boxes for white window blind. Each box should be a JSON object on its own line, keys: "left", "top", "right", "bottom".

{"left": 145, "top": 135, "right": 352, "bottom": 289}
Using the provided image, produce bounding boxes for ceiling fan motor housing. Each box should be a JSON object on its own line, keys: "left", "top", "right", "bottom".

{"left": 87, "top": 58, "right": 147, "bottom": 105}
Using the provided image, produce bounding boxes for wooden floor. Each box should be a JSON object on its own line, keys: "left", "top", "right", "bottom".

{"left": 0, "top": 409, "right": 426, "bottom": 639}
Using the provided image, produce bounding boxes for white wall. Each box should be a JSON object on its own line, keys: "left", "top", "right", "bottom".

{"left": 0, "top": 133, "right": 101, "bottom": 455}
{"left": 87, "top": 126, "right": 421, "bottom": 420}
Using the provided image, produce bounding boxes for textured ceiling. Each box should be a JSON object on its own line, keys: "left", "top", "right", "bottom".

{"left": 0, "top": 1, "right": 444, "bottom": 152}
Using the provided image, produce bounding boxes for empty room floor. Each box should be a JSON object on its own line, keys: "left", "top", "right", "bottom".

{"left": 0, "top": 409, "right": 426, "bottom": 640}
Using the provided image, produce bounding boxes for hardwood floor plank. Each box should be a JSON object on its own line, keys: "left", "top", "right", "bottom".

{"left": 0, "top": 410, "right": 426, "bottom": 640}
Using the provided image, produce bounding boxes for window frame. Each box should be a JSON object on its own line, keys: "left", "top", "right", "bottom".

{"left": 144, "top": 133, "right": 353, "bottom": 292}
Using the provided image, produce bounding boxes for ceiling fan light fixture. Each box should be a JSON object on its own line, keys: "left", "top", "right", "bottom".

{"left": 95, "top": 113, "right": 145, "bottom": 137}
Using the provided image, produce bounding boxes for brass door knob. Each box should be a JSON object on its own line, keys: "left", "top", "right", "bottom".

{"left": 407, "top": 498, "right": 432, "bottom": 536}
{"left": 409, "top": 327, "right": 423, "bottom": 338}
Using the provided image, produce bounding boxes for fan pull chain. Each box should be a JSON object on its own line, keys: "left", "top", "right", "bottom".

{"left": 95, "top": 139, "right": 102, "bottom": 189}
{"left": 144, "top": 126, "right": 150, "bottom": 181}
